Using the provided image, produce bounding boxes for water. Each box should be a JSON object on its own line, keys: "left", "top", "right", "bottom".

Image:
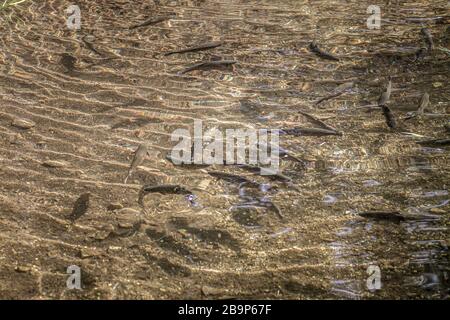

{"left": 0, "top": 0, "right": 448, "bottom": 299}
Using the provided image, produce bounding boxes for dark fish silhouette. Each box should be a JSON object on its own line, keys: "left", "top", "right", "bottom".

{"left": 381, "top": 105, "right": 397, "bottom": 129}
{"left": 281, "top": 153, "right": 305, "bottom": 165}
{"left": 164, "top": 41, "right": 223, "bottom": 56}
{"left": 413, "top": 47, "right": 428, "bottom": 61}
{"left": 165, "top": 154, "right": 211, "bottom": 168}
{"left": 124, "top": 144, "right": 149, "bottom": 184}
{"left": 236, "top": 164, "right": 292, "bottom": 183}
{"left": 309, "top": 42, "right": 340, "bottom": 61}
{"left": 60, "top": 53, "right": 76, "bottom": 72}
{"left": 262, "top": 201, "right": 283, "bottom": 220}
{"left": 273, "top": 146, "right": 306, "bottom": 165}
{"left": 417, "top": 138, "right": 450, "bottom": 146}
{"left": 111, "top": 118, "right": 151, "bottom": 130}
{"left": 254, "top": 143, "right": 306, "bottom": 166}
{"left": 129, "top": 16, "right": 172, "bottom": 29}
{"left": 281, "top": 127, "right": 341, "bottom": 136}
{"left": 421, "top": 28, "right": 434, "bottom": 50}
{"left": 138, "top": 184, "right": 192, "bottom": 207}
{"left": 207, "top": 171, "right": 255, "bottom": 185}
{"left": 298, "top": 110, "right": 340, "bottom": 133}
{"left": 69, "top": 193, "right": 90, "bottom": 221}
{"left": 178, "top": 60, "right": 236, "bottom": 75}
{"left": 315, "top": 82, "right": 354, "bottom": 105}
{"left": 81, "top": 35, "right": 102, "bottom": 56}
{"left": 358, "top": 211, "right": 405, "bottom": 222}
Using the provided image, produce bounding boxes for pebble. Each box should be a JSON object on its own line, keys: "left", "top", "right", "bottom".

{"left": 429, "top": 208, "right": 446, "bottom": 214}
{"left": 42, "top": 160, "right": 66, "bottom": 168}
{"left": 9, "top": 134, "right": 24, "bottom": 145}
{"left": 115, "top": 208, "right": 141, "bottom": 230}
{"left": 116, "top": 208, "right": 141, "bottom": 215}
{"left": 79, "top": 248, "right": 100, "bottom": 259}
{"left": 11, "top": 118, "right": 35, "bottom": 130}
{"left": 15, "top": 266, "right": 31, "bottom": 273}
{"left": 363, "top": 179, "right": 381, "bottom": 187}
{"left": 93, "top": 232, "right": 110, "bottom": 241}
{"left": 197, "top": 179, "right": 211, "bottom": 191}
{"left": 118, "top": 222, "right": 134, "bottom": 229}
{"left": 107, "top": 203, "right": 123, "bottom": 211}
{"left": 201, "top": 285, "right": 225, "bottom": 296}
{"left": 35, "top": 141, "right": 47, "bottom": 149}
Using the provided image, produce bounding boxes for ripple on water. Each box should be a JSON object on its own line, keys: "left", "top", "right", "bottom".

{"left": 0, "top": 0, "right": 448, "bottom": 299}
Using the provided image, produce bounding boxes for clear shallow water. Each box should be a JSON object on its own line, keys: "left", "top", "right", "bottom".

{"left": 0, "top": 0, "right": 448, "bottom": 299}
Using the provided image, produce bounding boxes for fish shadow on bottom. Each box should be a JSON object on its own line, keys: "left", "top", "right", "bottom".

{"left": 168, "top": 217, "right": 242, "bottom": 253}
{"left": 143, "top": 252, "right": 192, "bottom": 278}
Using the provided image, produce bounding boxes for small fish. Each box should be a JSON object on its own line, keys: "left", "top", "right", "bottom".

{"left": 377, "top": 77, "right": 392, "bottom": 106}
{"left": 129, "top": 16, "right": 172, "bottom": 29}
{"left": 124, "top": 144, "right": 149, "bottom": 184}
{"left": 138, "top": 184, "right": 193, "bottom": 207}
{"left": 69, "top": 193, "right": 90, "bottom": 221}
{"left": 60, "top": 53, "right": 76, "bottom": 72}
{"left": 281, "top": 127, "right": 341, "bottom": 136}
{"left": 165, "top": 154, "right": 211, "bottom": 168}
{"left": 207, "top": 171, "right": 255, "bottom": 185}
{"left": 406, "top": 17, "right": 445, "bottom": 24}
{"left": 417, "top": 92, "right": 430, "bottom": 115}
{"left": 413, "top": 47, "right": 428, "bottom": 61}
{"left": 178, "top": 60, "right": 236, "bottom": 75}
{"left": 381, "top": 105, "right": 397, "bottom": 129}
{"left": 298, "top": 110, "right": 340, "bottom": 133}
{"left": 400, "top": 132, "right": 430, "bottom": 139}
{"left": 264, "top": 201, "right": 283, "bottom": 220}
{"left": 81, "top": 35, "right": 102, "bottom": 56}
{"left": 276, "top": 148, "right": 306, "bottom": 166}
{"left": 358, "top": 211, "right": 405, "bottom": 222}
{"left": 164, "top": 41, "right": 223, "bottom": 56}
{"left": 404, "top": 92, "right": 430, "bottom": 120}
{"left": 417, "top": 138, "right": 450, "bottom": 146}
{"left": 315, "top": 82, "right": 354, "bottom": 105}
{"left": 421, "top": 28, "right": 434, "bottom": 50}
{"left": 315, "top": 91, "right": 343, "bottom": 105}
{"left": 111, "top": 118, "right": 151, "bottom": 130}
{"left": 309, "top": 42, "right": 340, "bottom": 61}
{"left": 255, "top": 143, "right": 306, "bottom": 166}
{"left": 236, "top": 164, "right": 293, "bottom": 183}
{"left": 209, "top": 171, "right": 267, "bottom": 190}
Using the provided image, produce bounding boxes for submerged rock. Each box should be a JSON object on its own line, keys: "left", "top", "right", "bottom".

{"left": 11, "top": 118, "right": 35, "bottom": 130}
